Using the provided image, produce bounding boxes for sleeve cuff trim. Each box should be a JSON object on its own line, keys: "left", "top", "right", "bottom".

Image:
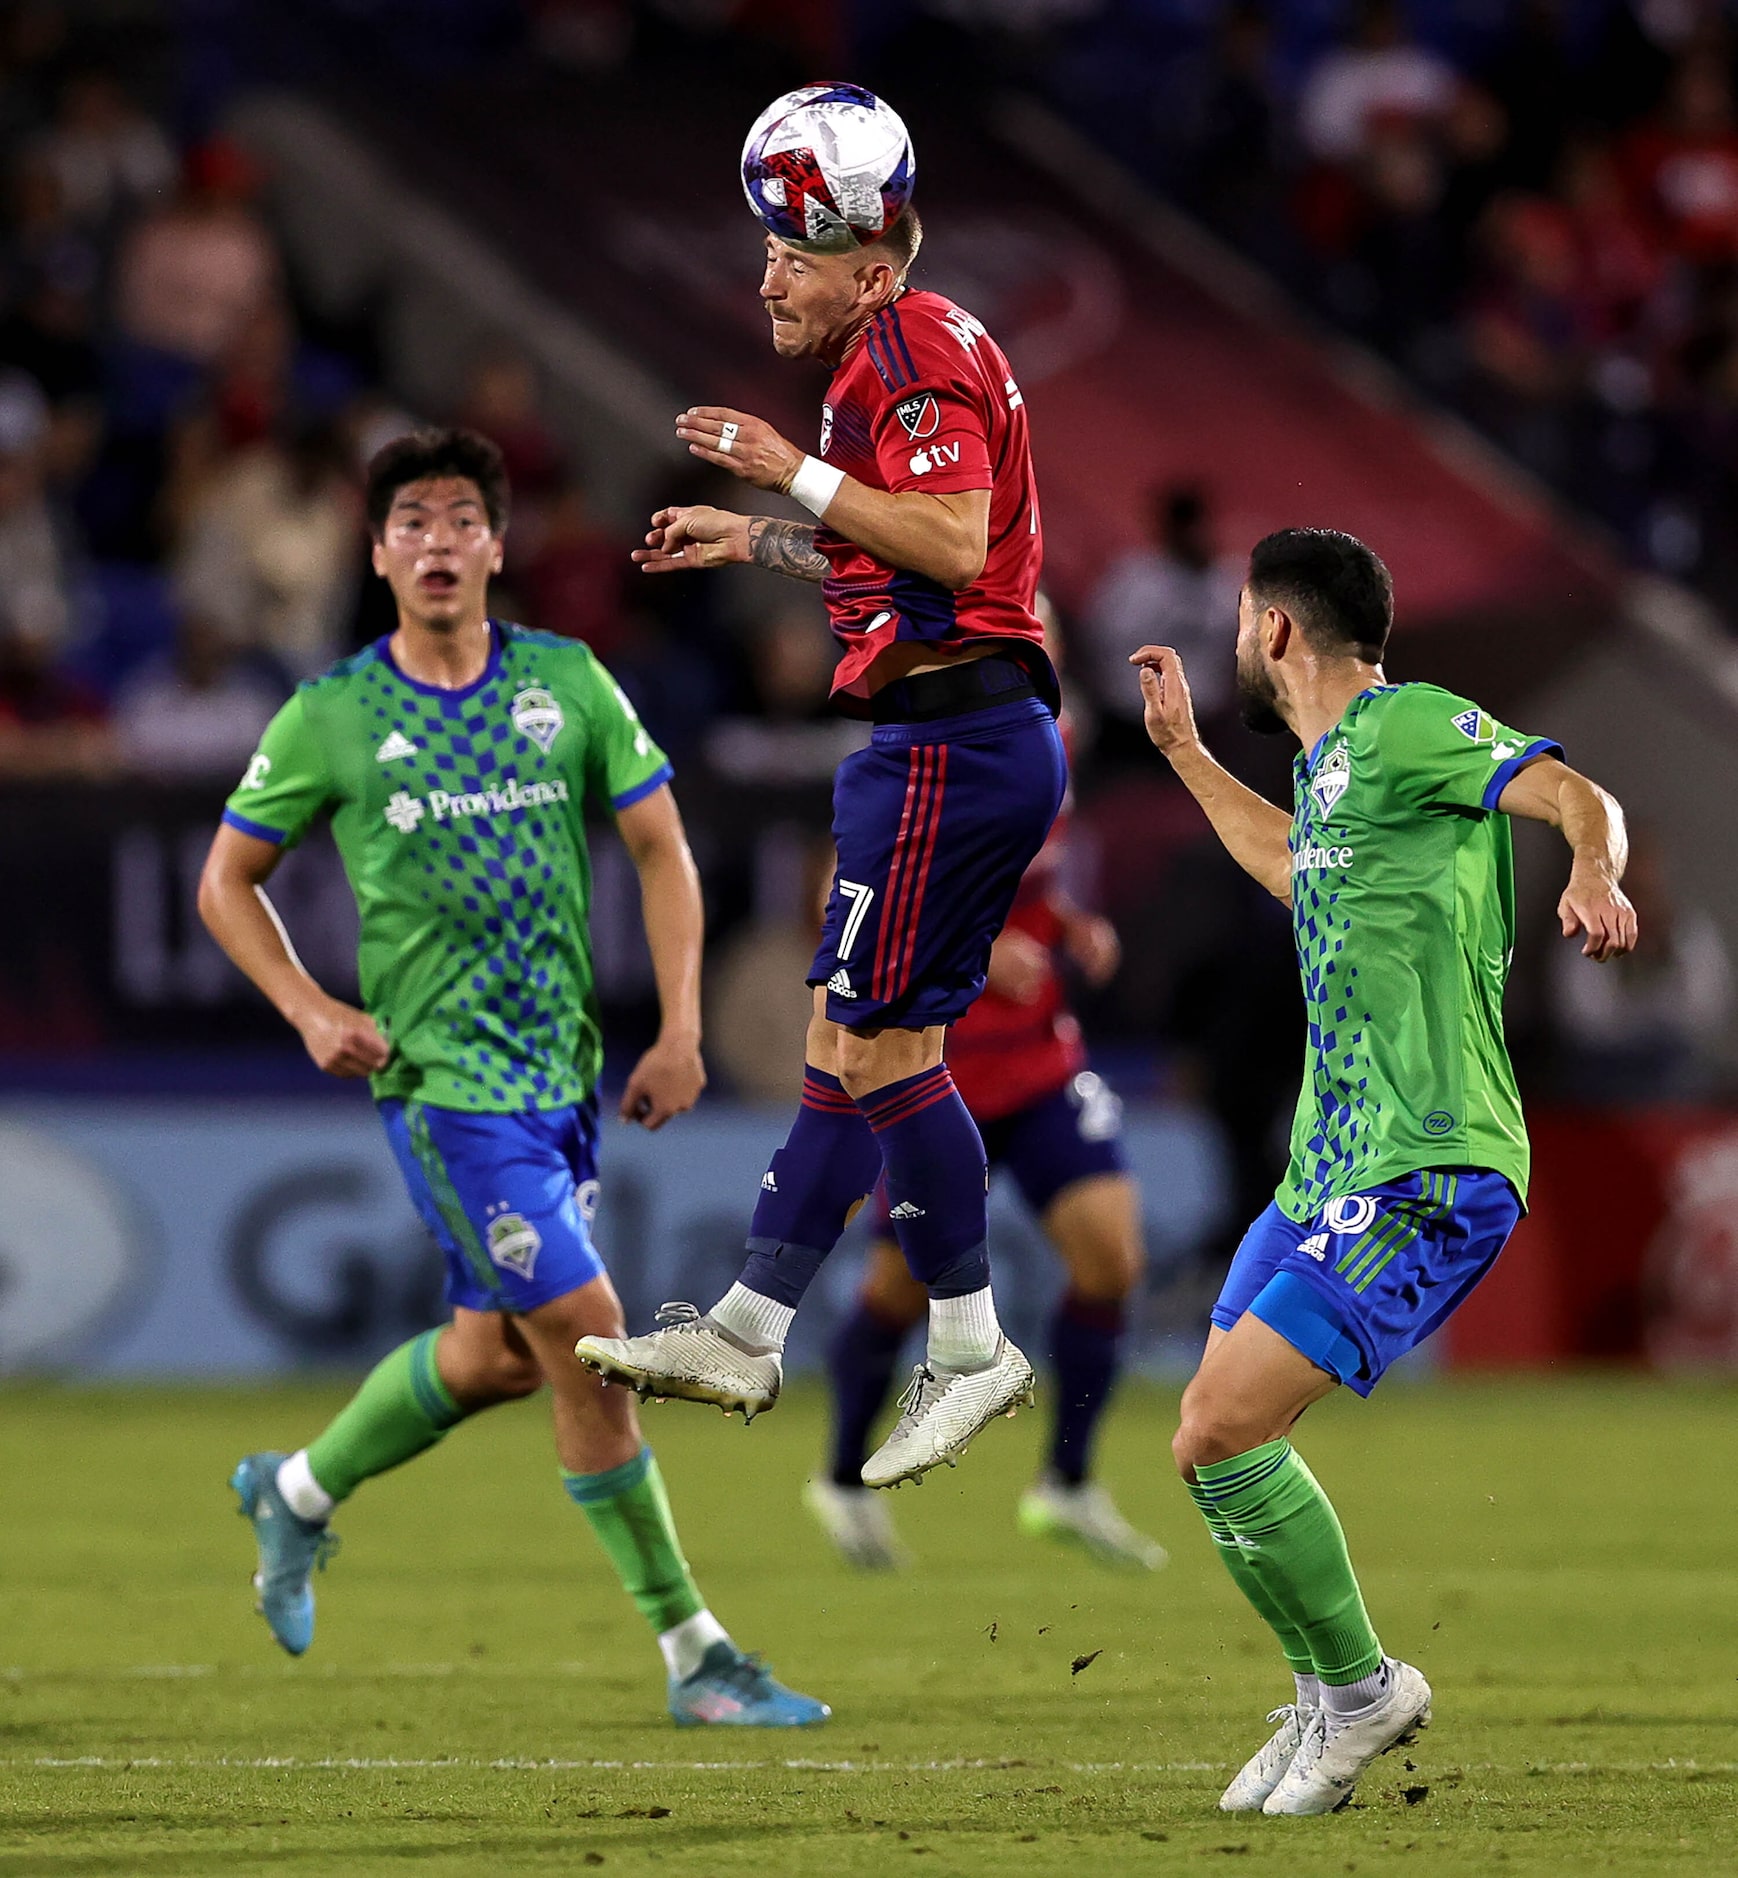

{"left": 1482, "top": 738, "right": 1562, "bottom": 811}
{"left": 222, "top": 808, "right": 289, "bottom": 844}
{"left": 611, "top": 763, "right": 674, "bottom": 812}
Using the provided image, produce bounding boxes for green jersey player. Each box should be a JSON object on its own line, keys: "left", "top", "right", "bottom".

{"left": 1132, "top": 528, "right": 1635, "bottom": 1816}
{"left": 198, "top": 427, "right": 826, "bottom": 1727}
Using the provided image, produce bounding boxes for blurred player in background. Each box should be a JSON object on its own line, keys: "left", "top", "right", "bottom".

{"left": 198, "top": 427, "right": 826, "bottom": 1728}
{"left": 1135, "top": 528, "right": 1635, "bottom": 1815}
{"left": 805, "top": 827, "right": 1167, "bottom": 1572}
{"left": 579, "top": 90, "right": 1068, "bottom": 1489}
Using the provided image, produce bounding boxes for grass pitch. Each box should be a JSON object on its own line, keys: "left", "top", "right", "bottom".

{"left": 2, "top": 1377, "right": 1735, "bottom": 1877}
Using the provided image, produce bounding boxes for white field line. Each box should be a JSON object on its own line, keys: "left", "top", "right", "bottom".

{"left": 9, "top": 1757, "right": 1738, "bottom": 1776}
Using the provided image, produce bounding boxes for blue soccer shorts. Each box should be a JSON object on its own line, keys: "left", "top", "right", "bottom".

{"left": 865, "top": 1069, "right": 1128, "bottom": 1233}
{"left": 1211, "top": 1167, "right": 1521, "bottom": 1395}
{"left": 811, "top": 695, "right": 1066, "bottom": 1031}
{"left": 378, "top": 1097, "right": 608, "bottom": 1315}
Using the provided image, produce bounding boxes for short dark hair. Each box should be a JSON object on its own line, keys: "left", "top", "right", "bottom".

{"left": 1246, "top": 527, "right": 1392, "bottom": 661}
{"left": 872, "top": 207, "right": 923, "bottom": 282}
{"left": 365, "top": 426, "right": 509, "bottom": 538}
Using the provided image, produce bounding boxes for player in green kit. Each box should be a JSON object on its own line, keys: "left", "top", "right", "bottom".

{"left": 1132, "top": 529, "right": 1635, "bottom": 1815}
{"left": 198, "top": 427, "right": 826, "bottom": 1727}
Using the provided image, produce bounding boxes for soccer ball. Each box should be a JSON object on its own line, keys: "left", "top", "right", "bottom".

{"left": 740, "top": 82, "right": 915, "bottom": 254}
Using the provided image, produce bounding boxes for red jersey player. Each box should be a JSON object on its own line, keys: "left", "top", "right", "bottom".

{"left": 579, "top": 98, "right": 1068, "bottom": 1490}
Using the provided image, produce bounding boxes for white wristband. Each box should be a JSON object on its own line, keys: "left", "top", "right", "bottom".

{"left": 789, "top": 454, "right": 844, "bottom": 518}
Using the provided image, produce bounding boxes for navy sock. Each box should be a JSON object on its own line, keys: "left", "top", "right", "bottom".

{"left": 858, "top": 1065, "right": 989, "bottom": 1297}
{"left": 738, "top": 1069, "right": 883, "bottom": 1308}
{"left": 1048, "top": 1291, "right": 1125, "bottom": 1485}
{"left": 826, "top": 1301, "right": 911, "bottom": 1485}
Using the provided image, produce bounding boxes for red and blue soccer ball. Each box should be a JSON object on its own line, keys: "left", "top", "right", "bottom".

{"left": 740, "top": 82, "right": 915, "bottom": 254}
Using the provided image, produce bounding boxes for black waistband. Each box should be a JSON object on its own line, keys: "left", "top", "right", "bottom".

{"left": 870, "top": 654, "right": 1038, "bottom": 725}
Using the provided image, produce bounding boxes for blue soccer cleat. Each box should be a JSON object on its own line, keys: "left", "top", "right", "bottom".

{"left": 668, "top": 1641, "right": 830, "bottom": 1728}
{"left": 229, "top": 1451, "right": 339, "bottom": 1657}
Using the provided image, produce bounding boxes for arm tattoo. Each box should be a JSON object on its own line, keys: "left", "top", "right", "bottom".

{"left": 747, "top": 516, "right": 828, "bottom": 583}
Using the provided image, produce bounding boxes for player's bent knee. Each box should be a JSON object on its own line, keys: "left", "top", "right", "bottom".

{"left": 1173, "top": 1384, "right": 1270, "bottom": 1476}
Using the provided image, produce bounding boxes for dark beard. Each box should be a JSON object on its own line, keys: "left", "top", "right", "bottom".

{"left": 1236, "top": 657, "right": 1286, "bottom": 736}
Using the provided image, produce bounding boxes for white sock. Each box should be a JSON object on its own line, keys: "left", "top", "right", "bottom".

{"left": 709, "top": 1282, "right": 794, "bottom": 1352}
{"left": 1293, "top": 1671, "right": 1321, "bottom": 1714}
{"left": 926, "top": 1286, "right": 1001, "bottom": 1370}
{"left": 275, "top": 1450, "right": 335, "bottom": 1524}
{"left": 658, "top": 1608, "right": 729, "bottom": 1682}
{"left": 1321, "top": 1658, "right": 1391, "bottom": 1724}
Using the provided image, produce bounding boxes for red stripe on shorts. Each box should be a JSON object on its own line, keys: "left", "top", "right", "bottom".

{"left": 886, "top": 744, "right": 948, "bottom": 1002}
{"left": 872, "top": 746, "right": 932, "bottom": 1000}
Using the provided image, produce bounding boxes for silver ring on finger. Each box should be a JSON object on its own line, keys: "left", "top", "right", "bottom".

{"left": 718, "top": 420, "right": 739, "bottom": 456}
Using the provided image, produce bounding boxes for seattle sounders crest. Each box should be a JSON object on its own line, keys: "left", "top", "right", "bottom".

{"left": 1310, "top": 744, "right": 1351, "bottom": 818}
{"left": 511, "top": 686, "right": 564, "bottom": 753}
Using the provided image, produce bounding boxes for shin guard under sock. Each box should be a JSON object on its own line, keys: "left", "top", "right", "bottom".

{"left": 563, "top": 1446, "right": 705, "bottom": 1635}
{"left": 732, "top": 1068, "right": 883, "bottom": 1317}
{"left": 1192, "top": 1440, "right": 1383, "bottom": 1685}
{"left": 1185, "top": 1478, "right": 1315, "bottom": 1676}
{"left": 857, "top": 1065, "right": 989, "bottom": 1297}
{"left": 305, "top": 1329, "right": 467, "bottom": 1504}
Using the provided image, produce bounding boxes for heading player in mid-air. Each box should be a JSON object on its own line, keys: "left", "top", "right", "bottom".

{"left": 198, "top": 427, "right": 825, "bottom": 1728}
{"left": 1134, "top": 528, "right": 1635, "bottom": 1815}
{"left": 578, "top": 86, "right": 1067, "bottom": 1486}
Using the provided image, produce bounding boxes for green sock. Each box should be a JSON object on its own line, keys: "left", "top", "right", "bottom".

{"left": 562, "top": 1447, "right": 705, "bottom": 1634}
{"left": 306, "top": 1329, "right": 467, "bottom": 1503}
{"left": 1194, "top": 1439, "right": 1383, "bottom": 1685}
{"left": 1186, "top": 1479, "right": 1314, "bottom": 1676}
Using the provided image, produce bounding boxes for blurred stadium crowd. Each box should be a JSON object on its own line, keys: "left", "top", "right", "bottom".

{"left": 0, "top": 0, "right": 1729, "bottom": 1121}
{"left": 1018, "top": 0, "right": 1738, "bottom": 615}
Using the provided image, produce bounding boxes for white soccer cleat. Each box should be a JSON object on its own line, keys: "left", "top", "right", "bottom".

{"left": 575, "top": 1303, "right": 782, "bottom": 1420}
{"left": 1016, "top": 1476, "right": 1169, "bottom": 1571}
{"left": 802, "top": 1477, "right": 908, "bottom": 1570}
{"left": 860, "top": 1337, "right": 1036, "bottom": 1489}
{"left": 1218, "top": 1703, "right": 1310, "bottom": 1812}
{"left": 1261, "top": 1659, "right": 1432, "bottom": 1816}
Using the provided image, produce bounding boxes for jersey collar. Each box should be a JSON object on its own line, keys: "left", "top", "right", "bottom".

{"left": 1302, "top": 683, "right": 1393, "bottom": 771}
{"left": 377, "top": 618, "right": 504, "bottom": 701}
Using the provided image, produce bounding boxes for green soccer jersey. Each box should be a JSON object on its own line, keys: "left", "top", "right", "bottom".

{"left": 1276, "top": 682, "right": 1558, "bottom": 1223}
{"left": 223, "top": 620, "right": 671, "bottom": 1112}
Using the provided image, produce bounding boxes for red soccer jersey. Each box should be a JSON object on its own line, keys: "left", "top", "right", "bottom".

{"left": 815, "top": 289, "right": 1055, "bottom": 714}
{"left": 944, "top": 867, "right": 1088, "bottom": 1123}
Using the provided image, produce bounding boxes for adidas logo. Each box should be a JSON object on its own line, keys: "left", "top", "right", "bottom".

{"left": 888, "top": 1200, "right": 926, "bottom": 1220}
{"left": 1298, "top": 1233, "right": 1329, "bottom": 1261}
{"left": 826, "top": 969, "right": 856, "bottom": 999}
{"left": 376, "top": 729, "right": 418, "bottom": 762}
{"left": 761, "top": 1171, "right": 778, "bottom": 1192}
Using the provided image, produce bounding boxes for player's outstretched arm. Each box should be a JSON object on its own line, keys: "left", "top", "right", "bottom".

{"left": 1131, "top": 645, "right": 1293, "bottom": 902}
{"left": 614, "top": 784, "right": 707, "bottom": 1130}
{"left": 1497, "top": 755, "right": 1638, "bottom": 961}
{"left": 196, "top": 824, "right": 390, "bottom": 1077}
{"left": 665, "top": 405, "right": 990, "bottom": 591}
{"left": 633, "top": 506, "right": 829, "bottom": 583}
